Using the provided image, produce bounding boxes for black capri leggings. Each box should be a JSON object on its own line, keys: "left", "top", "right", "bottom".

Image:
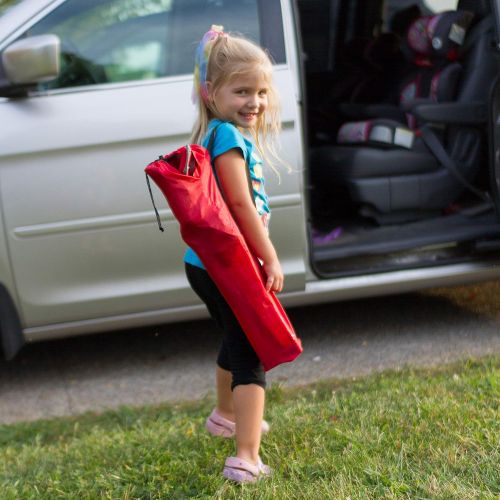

{"left": 185, "top": 263, "right": 266, "bottom": 390}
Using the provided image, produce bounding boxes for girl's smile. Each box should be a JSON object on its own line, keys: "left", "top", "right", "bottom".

{"left": 209, "top": 73, "right": 269, "bottom": 129}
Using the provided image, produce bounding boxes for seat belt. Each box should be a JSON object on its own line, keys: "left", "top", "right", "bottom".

{"left": 420, "top": 125, "right": 492, "bottom": 204}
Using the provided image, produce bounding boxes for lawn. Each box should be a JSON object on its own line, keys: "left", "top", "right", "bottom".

{"left": 0, "top": 356, "right": 498, "bottom": 499}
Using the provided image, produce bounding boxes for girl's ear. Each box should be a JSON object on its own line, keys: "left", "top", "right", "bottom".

{"left": 205, "top": 81, "right": 214, "bottom": 102}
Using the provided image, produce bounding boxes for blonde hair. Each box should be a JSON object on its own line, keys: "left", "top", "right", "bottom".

{"left": 191, "top": 32, "right": 285, "bottom": 178}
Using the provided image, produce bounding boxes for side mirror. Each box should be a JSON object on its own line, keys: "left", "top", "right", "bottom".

{"left": 0, "top": 34, "right": 60, "bottom": 97}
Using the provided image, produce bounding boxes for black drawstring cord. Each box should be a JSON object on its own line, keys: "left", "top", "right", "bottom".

{"left": 145, "top": 172, "right": 165, "bottom": 232}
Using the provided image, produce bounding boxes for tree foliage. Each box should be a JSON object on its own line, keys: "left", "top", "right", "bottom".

{"left": 0, "top": 0, "right": 19, "bottom": 10}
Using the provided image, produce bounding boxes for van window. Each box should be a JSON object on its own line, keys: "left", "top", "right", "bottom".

{"left": 20, "top": 0, "right": 283, "bottom": 90}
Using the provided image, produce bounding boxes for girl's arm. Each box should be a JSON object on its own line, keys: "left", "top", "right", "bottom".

{"left": 214, "top": 148, "right": 283, "bottom": 293}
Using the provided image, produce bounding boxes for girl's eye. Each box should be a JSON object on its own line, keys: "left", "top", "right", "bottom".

{"left": 235, "top": 89, "right": 247, "bottom": 95}
{"left": 259, "top": 90, "right": 268, "bottom": 97}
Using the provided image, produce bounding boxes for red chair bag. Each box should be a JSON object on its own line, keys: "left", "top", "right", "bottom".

{"left": 145, "top": 144, "right": 302, "bottom": 371}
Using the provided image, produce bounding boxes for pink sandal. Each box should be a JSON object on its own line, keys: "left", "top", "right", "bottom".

{"left": 257, "top": 457, "right": 272, "bottom": 477}
{"left": 223, "top": 456, "right": 272, "bottom": 483}
{"left": 205, "top": 409, "right": 270, "bottom": 438}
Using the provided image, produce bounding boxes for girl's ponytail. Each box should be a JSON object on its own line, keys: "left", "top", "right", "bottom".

{"left": 192, "top": 25, "right": 227, "bottom": 106}
{"left": 190, "top": 25, "right": 228, "bottom": 144}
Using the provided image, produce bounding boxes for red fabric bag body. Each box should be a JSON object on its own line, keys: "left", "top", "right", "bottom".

{"left": 145, "top": 143, "right": 302, "bottom": 371}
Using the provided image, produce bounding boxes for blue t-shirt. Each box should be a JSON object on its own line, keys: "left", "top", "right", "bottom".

{"left": 184, "top": 119, "right": 271, "bottom": 269}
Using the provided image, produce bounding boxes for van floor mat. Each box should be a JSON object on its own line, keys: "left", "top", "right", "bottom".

{"left": 312, "top": 211, "right": 500, "bottom": 261}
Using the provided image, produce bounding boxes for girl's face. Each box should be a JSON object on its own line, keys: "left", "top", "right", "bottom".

{"left": 209, "top": 71, "right": 269, "bottom": 129}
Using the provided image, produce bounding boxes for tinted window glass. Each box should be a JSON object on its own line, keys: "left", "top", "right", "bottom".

{"left": 22, "top": 0, "right": 276, "bottom": 89}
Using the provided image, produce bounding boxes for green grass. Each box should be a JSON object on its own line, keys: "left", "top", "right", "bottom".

{"left": 0, "top": 357, "right": 498, "bottom": 499}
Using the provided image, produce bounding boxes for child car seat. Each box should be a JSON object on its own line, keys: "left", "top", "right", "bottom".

{"left": 310, "top": 0, "right": 497, "bottom": 224}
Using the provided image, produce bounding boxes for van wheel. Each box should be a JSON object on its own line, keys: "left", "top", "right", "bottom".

{"left": 0, "top": 285, "right": 24, "bottom": 360}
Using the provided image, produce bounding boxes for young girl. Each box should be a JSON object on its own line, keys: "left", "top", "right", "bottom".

{"left": 184, "top": 26, "right": 283, "bottom": 483}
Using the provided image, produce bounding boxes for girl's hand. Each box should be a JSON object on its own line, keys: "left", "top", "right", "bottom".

{"left": 263, "top": 258, "right": 284, "bottom": 293}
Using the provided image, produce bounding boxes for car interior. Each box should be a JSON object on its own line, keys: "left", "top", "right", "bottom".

{"left": 299, "top": 0, "right": 500, "bottom": 277}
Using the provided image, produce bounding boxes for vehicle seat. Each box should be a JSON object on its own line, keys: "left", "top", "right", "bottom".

{"left": 310, "top": 0, "right": 497, "bottom": 224}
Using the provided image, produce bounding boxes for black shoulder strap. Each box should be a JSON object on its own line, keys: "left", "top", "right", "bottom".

{"left": 207, "top": 124, "right": 256, "bottom": 208}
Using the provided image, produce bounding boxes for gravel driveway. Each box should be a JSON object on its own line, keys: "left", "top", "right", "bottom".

{"left": 0, "top": 281, "right": 499, "bottom": 425}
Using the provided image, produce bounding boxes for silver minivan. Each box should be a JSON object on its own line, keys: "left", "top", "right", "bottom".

{"left": 1, "top": 0, "right": 500, "bottom": 360}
